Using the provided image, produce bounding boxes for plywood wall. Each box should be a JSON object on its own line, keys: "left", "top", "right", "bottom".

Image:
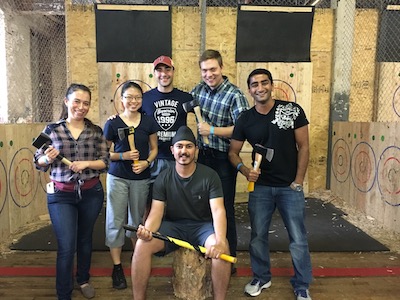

{"left": 376, "top": 62, "right": 400, "bottom": 122}
{"left": 331, "top": 121, "right": 400, "bottom": 233}
{"left": 0, "top": 124, "right": 49, "bottom": 243}
{"left": 65, "top": 2, "right": 99, "bottom": 123}
{"left": 2, "top": 4, "right": 398, "bottom": 246}
{"left": 349, "top": 9, "right": 379, "bottom": 122}
{"left": 309, "top": 9, "right": 334, "bottom": 189}
{"left": 94, "top": 7, "right": 332, "bottom": 193}
{"left": 0, "top": 125, "right": 9, "bottom": 242}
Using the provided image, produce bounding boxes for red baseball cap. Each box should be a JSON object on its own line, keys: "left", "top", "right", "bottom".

{"left": 153, "top": 55, "right": 174, "bottom": 69}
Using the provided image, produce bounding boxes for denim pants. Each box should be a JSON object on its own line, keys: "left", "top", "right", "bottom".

{"left": 248, "top": 185, "right": 313, "bottom": 291}
{"left": 47, "top": 182, "right": 104, "bottom": 300}
{"left": 198, "top": 149, "right": 238, "bottom": 257}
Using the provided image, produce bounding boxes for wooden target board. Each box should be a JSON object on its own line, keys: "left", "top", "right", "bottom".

{"left": 0, "top": 159, "right": 7, "bottom": 216}
{"left": 331, "top": 138, "right": 351, "bottom": 183}
{"left": 98, "top": 62, "right": 157, "bottom": 127}
{"left": 393, "top": 85, "right": 400, "bottom": 118}
{"left": 9, "top": 148, "right": 39, "bottom": 208}
{"left": 377, "top": 146, "right": 400, "bottom": 206}
{"left": 331, "top": 122, "right": 400, "bottom": 233}
{"left": 236, "top": 62, "right": 311, "bottom": 117}
{"left": 2, "top": 124, "right": 49, "bottom": 235}
{"left": 350, "top": 142, "right": 377, "bottom": 193}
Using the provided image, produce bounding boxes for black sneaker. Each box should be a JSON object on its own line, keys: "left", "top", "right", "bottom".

{"left": 112, "top": 264, "right": 127, "bottom": 290}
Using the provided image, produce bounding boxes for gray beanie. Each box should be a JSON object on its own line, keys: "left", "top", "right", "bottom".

{"left": 172, "top": 126, "right": 196, "bottom": 145}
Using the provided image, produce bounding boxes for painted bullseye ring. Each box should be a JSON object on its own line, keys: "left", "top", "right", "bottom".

{"left": 9, "top": 148, "right": 39, "bottom": 208}
{"left": 332, "top": 138, "right": 351, "bottom": 183}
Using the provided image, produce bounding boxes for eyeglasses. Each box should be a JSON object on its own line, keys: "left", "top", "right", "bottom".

{"left": 123, "top": 95, "right": 142, "bottom": 102}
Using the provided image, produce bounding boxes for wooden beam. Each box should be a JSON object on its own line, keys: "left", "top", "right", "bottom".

{"left": 240, "top": 6, "right": 314, "bottom": 13}
{"left": 96, "top": 4, "right": 169, "bottom": 11}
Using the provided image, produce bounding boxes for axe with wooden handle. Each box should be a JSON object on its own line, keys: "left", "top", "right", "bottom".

{"left": 32, "top": 132, "right": 72, "bottom": 166}
{"left": 182, "top": 99, "right": 209, "bottom": 145}
{"left": 248, "top": 144, "right": 274, "bottom": 192}
{"left": 118, "top": 126, "right": 138, "bottom": 164}
{"left": 123, "top": 224, "right": 237, "bottom": 263}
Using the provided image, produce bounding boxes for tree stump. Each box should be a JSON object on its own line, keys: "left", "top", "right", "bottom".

{"left": 172, "top": 248, "right": 212, "bottom": 300}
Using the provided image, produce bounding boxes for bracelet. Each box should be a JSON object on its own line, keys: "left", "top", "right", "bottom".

{"left": 146, "top": 159, "right": 151, "bottom": 167}
{"left": 119, "top": 153, "right": 123, "bottom": 160}
{"left": 236, "top": 162, "right": 243, "bottom": 171}
{"left": 43, "top": 155, "right": 49, "bottom": 165}
{"left": 210, "top": 126, "right": 215, "bottom": 135}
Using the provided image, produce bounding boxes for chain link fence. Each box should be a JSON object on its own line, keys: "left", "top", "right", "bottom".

{"left": 0, "top": 0, "right": 399, "bottom": 123}
{"left": 0, "top": 0, "right": 65, "bottom": 123}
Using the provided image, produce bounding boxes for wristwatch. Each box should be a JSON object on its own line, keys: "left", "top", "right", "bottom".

{"left": 290, "top": 182, "right": 303, "bottom": 192}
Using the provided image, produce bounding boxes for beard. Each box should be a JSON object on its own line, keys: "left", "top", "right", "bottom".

{"left": 175, "top": 154, "right": 193, "bottom": 165}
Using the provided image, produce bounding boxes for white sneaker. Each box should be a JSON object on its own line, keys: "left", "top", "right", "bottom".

{"left": 244, "top": 278, "right": 271, "bottom": 297}
{"left": 295, "top": 289, "right": 312, "bottom": 300}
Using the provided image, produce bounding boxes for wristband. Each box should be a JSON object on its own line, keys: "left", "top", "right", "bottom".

{"left": 119, "top": 152, "right": 123, "bottom": 160}
{"left": 210, "top": 126, "right": 215, "bottom": 135}
{"left": 236, "top": 162, "right": 243, "bottom": 171}
{"left": 146, "top": 159, "right": 151, "bottom": 167}
{"left": 43, "top": 156, "right": 49, "bottom": 165}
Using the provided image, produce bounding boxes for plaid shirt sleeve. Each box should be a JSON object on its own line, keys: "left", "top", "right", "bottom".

{"left": 34, "top": 120, "right": 110, "bottom": 183}
{"left": 191, "top": 78, "right": 249, "bottom": 152}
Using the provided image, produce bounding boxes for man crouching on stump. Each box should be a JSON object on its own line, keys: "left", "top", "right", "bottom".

{"left": 131, "top": 125, "right": 231, "bottom": 300}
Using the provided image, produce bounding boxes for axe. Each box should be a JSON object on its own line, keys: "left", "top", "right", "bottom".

{"left": 124, "top": 225, "right": 237, "bottom": 263}
{"left": 117, "top": 126, "right": 138, "bottom": 164}
{"left": 182, "top": 99, "right": 209, "bottom": 144}
{"left": 32, "top": 132, "right": 72, "bottom": 166}
{"left": 248, "top": 143, "right": 274, "bottom": 192}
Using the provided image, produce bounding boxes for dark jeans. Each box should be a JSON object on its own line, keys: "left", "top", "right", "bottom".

{"left": 47, "top": 182, "right": 104, "bottom": 300}
{"left": 198, "top": 148, "right": 238, "bottom": 257}
{"left": 248, "top": 185, "right": 313, "bottom": 290}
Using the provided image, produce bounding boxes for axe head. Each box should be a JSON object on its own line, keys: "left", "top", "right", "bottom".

{"left": 182, "top": 99, "right": 200, "bottom": 113}
{"left": 32, "top": 132, "right": 52, "bottom": 149}
{"left": 118, "top": 126, "right": 135, "bottom": 141}
{"left": 254, "top": 143, "right": 274, "bottom": 162}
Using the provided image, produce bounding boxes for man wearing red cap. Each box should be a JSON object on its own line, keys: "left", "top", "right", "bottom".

{"left": 142, "top": 55, "right": 193, "bottom": 185}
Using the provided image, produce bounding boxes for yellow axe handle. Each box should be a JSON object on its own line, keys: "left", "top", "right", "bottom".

{"left": 167, "top": 236, "right": 237, "bottom": 264}
{"left": 248, "top": 153, "right": 263, "bottom": 192}
{"left": 123, "top": 225, "right": 236, "bottom": 264}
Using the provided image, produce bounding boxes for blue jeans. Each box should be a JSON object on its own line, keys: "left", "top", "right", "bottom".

{"left": 248, "top": 185, "right": 312, "bottom": 291}
{"left": 47, "top": 182, "right": 104, "bottom": 300}
{"left": 198, "top": 148, "right": 237, "bottom": 257}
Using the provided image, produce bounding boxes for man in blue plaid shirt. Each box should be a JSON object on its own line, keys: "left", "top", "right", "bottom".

{"left": 191, "top": 49, "right": 249, "bottom": 269}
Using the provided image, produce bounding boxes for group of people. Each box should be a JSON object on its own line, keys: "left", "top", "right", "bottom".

{"left": 34, "top": 49, "right": 313, "bottom": 300}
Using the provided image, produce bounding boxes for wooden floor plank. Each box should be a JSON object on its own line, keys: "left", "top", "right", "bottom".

{"left": 1, "top": 276, "right": 400, "bottom": 299}
{"left": 1, "top": 250, "right": 399, "bottom": 299}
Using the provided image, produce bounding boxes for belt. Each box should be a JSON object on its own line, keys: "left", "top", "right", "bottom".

{"left": 53, "top": 177, "right": 99, "bottom": 193}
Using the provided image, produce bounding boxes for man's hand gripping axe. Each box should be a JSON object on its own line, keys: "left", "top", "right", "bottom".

{"left": 248, "top": 143, "right": 274, "bottom": 192}
{"left": 182, "top": 99, "right": 209, "bottom": 145}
